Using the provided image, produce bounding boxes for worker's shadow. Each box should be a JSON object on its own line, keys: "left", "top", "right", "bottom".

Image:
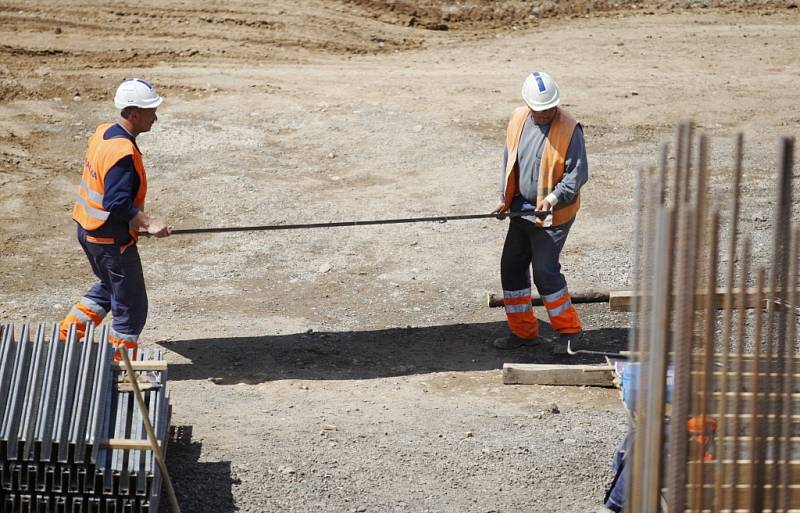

{"left": 165, "top": 425, "right": 239, "bottom": 513}
{"left": 159, "top": 321, "right": 628, "bottom": 384}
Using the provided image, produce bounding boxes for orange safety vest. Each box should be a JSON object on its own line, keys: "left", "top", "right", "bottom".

{"left": 72, "top": 123, "right": 148, "bottom": 245}
{"left": 502, "top": 106, "right": 581, "bottom": 227}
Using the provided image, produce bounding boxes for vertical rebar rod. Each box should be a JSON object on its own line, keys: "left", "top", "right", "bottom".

{"left": 667, "top": 204, "right": 698, "bottom": 513}
{"left": 628, "top": 167, "right": 663, "bottom": 513}
{"left": 689, "top": 208, "right": 721, "bottom": 513}
{"left": 686, "top": 134, "right": 710, "bottom": 512}
{"left": 779, "top": 227, "right": 798, "bottom": 512}
{"left": 750, "top": 269, "right": 766, "bottom": 513}
{"left": 771, "top": 137, "right": 795, "bottom": 513}
{"left": 681, "top": 122, "right": 694, "bottom": 205}
{"left": 713, "top": 133, "right": 744, "bottom": 513}
{"left": 642, "top": 207, "right": 674, "bottom": 513}
{"left": 623, "top": 166, "right": 646, "bottom": 510}
{"left": 727, "top": 237, "right": 751, "bottom": 510}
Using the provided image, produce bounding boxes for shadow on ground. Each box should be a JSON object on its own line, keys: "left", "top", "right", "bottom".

{"left": 159, "top": 321, "right": 628, "bottom": 384}
{"left": 166, "top": 425, "right": 238, "bottom": 513}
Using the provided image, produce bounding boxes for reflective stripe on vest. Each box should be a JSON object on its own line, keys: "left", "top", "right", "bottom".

{"left": 79, "top": 179, "right": 104, "bottom": 204}
{"left": 72, "top": 123, "right": 147, "bottom": 240}
{"left": 502, "top": 107, "right": 581, "bottom": 227}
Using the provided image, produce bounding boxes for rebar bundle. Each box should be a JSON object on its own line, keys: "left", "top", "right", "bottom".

{"left": 0, "top": 323, "right": 170, "bottom": 513}
{"left": 625, "top": 126, "right": 798, "bottom": 512}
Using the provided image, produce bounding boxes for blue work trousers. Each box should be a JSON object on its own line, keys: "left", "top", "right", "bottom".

{"left": 501, "top": 217, "right": 573, "bottom": 297}
{"left": 77, "top": 224, "right": 148, "bottom": 339}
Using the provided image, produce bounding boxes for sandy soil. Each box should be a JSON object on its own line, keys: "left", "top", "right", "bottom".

{"left": 1, "top": 1, "right": 799, "bottom": 511}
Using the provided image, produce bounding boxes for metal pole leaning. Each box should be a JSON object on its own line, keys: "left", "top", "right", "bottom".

{"left": 118, "top": 348, "right": 181, "bottom": 513}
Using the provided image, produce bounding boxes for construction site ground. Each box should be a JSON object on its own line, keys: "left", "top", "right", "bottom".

{"left": 1, "top": 1, "right": 799, "bottom": 511}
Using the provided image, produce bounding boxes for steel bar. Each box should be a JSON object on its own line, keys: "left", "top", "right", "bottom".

{"left": 713, "top": 133, "right": 744, "bottom": 513}
{"left": 690, "top": 208, "right": 721, "bottom": 513}
{"left": 642, "top": 206, "right": 674, "bottom": 513}
{"left": 780, "top": 226, "right": 799, "bottom": 511}
{"left": 140, "top": 209, "right": 552, "bottom": 236}
{"left": 628, "top": 163, "right": 664, "bottom": 513}
{"left": 728, "top": 238, "right": 751, "bottom": 511}
{"left": 751, "top": 269, "right": 766, "bottom": 513}
{"left": 667, "top": 203, "right": 697, "bottom": 513}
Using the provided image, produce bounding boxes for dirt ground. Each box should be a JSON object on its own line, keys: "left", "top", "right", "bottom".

{"left": 1, "top": 1, "right": 799, "bottom": 512}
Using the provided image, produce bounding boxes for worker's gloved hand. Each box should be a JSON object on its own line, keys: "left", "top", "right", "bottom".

{"left": 491, "top": 201, "right": 508, "bottom": 220}
{"left": 536, "top": 198, "right": 554, "bottom": 227}
{"left": 536, "top": 198, "right": 553, "bottom": 212}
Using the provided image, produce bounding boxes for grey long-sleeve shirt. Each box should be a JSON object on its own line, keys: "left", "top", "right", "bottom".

{"left": 500, "top": 116, "right": 589, "bottom": 211}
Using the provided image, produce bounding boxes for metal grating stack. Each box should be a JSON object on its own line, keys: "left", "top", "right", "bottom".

{"left": 0, "top": 322, "right": 170, "bottom": 513}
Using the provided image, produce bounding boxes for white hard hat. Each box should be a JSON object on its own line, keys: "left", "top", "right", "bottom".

{"left": 521, "top": 71, "right": 560, "bottom": 111}
{"left": 114, "top": 78, "right": 163, "bottom": 110}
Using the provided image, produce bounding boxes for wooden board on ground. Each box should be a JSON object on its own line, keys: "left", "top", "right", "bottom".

{"left": 102, "top": 438, "right": 161, "bottom": 450}
{"left": 608, "top": 287, "right": 800, "bottom": 312}
{"left": 112, "top": 360, "right": 168, "bottom": 371}
{"left": 502, "top": 363, "right": 615, "bottom": 386}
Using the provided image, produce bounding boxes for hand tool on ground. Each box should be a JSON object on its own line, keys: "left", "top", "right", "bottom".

{"left": 139, "top": 210, "right": 550, "bottom": 236}
{"left": 565, "top": 338, "right": 629, "bottom": 360}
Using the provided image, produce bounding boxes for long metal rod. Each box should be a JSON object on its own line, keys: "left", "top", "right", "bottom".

{"left": 140, "top": 210, "right": 550, "bottom": 236}
{"left": 691, "top": 207, "right": 720, "bottom": 513}
{"left": 713, "top": 133, "right": 743, "bottom": 513}
{"left": 750, "top": 269, "right": 766, "bottom": 513}
{"left": 667, "top": 204, "right": 696, "bottom": 513}
{"left": 642, "top": 207, "right": 674, "bottom": 513}
{"left": 772, "top": 137, "right": 795, "bottom": 513}
{"left": 781, "top": 227, "right": 799, "bottom": 511}
{"left": 629, "top": 164, "right": 664, "bottom": 513}
{"left": 727, "top": 237, "right": 750, "bottom": 510}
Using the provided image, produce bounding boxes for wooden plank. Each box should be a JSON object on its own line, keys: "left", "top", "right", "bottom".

{"left": 101, "top": 438, "right": 161, "bottom": 451}
{"left": 116, "top": 383, "right": 162, "bottom": 393}
{"left": 502, "top": 363, "right": 615, "bottom": 386}
{"left": 608, "top": 287, "right": 800, "bottom": 312}
{"left": 486, "top": 290, "right": 609, "bottom": 308}
{"left": 691, "top": 460, "right": 800, "bottom": 485}
{"left": 677, "top": 484, "right": 800, "bottom": 510}
{"left": 111, "top": 360, "right": 168, "bottom": 371}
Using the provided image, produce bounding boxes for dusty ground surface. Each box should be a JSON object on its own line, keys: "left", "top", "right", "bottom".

{"left": 1, "top": 1, "right": 799, "bottom": 512}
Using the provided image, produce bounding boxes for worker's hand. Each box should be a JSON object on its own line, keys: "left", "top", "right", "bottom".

{"left": 536, "top": 198, "right": 553, "bottom": 212}
{"left": 147, "top": 220, "right": 172, "bottom": 238}
{"left": 491, "top": 201, "right": 508, "bottom": 219}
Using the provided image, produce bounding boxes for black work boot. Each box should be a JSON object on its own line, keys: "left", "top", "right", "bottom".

{"left": 492, "top": 333, "right": 538, "bottom": 350}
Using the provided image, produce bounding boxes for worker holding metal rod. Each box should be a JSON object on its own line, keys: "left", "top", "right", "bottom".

{"left": 490, "top": 71, "right": 589, "bottom": 350}
{"left": 59, "top": 78, "right": 172, "bottom": 358}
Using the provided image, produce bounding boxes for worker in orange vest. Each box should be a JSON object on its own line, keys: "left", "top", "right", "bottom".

{"left": 491, "top": 71, "right": 588, "bottom": 350}
{"left": 59, "top": 78, "right": 171, "bottom": 357}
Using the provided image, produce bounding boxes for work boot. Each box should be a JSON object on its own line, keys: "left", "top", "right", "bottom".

{"left": 492, "top": 333, "right": 538, "bottom": 350}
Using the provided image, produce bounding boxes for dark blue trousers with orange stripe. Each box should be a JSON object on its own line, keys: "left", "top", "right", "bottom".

{"left": 501, "top": 217, "right": 581, "bottom": 339}
{"left": 60, "top": 225, "right": 147, "bottom": 354}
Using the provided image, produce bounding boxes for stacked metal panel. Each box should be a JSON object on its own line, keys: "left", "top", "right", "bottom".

{"left": 0, "top": 322, "right": 170, "bottom": 513}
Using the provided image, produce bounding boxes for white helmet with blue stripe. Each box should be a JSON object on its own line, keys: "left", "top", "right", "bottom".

{"left": 114, "top": 78, "right": 163, "bottom": 110}
{"left": 521, "top": 71, "right": 560, "bottom": 111}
